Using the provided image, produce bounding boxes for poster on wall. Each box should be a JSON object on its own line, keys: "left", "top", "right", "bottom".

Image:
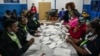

{"left": 4, "top": 0, "right": 19, "bottom": 3}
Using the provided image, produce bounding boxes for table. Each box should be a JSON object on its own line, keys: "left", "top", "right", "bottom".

{"left": 23, "top": 22, "right": 78, "bottom": 56}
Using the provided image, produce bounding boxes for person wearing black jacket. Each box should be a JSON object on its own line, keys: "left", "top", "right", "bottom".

{"left": 3, "top": 10, "right": 11, "bottom": 22}
{"left": 18, "top": 16, "right": 29, "bottom": 44}
{"left": 27, "top": 14, "right": 40, "bottom": 35}
{"left": 61, "top": 2, "right": 80, "bottom": 25}
{"left": 0, "top": 19, "right": 34, "bottom": 56}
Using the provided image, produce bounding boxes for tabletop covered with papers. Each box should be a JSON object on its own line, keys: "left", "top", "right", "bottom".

{"left": 23, "top": 22, "right": 78, "bottom": 56}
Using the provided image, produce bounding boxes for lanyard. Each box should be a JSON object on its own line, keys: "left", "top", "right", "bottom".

{"left": 20, "top": 25, "right": 28, "bottom": 33}
{"left": 7, "top": 33, "right": 22, "bottom": 48}
{"left": 80, "top": 40, "right": 88, "bottom": 47}
{"left": 34, "top": 20, "right": 37, "bottom": 24}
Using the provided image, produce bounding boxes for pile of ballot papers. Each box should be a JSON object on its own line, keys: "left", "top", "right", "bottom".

{"left": 39, "top": 23, "right": 69, "bottom": 49}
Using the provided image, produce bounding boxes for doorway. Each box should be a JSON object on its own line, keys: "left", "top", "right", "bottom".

{"left": 39, "top": 2, "right": 51, "bottom": 20}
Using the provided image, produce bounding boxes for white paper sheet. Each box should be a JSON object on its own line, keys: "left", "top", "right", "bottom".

{"left": 60, "top": 43, "right": 68, "bottom": 48}
{"left": 54, "top": 48, "right": 71, "bottom": 56}
{"left": 28, "top": 44, "right": 41, "bottom": 51}
{"left": 42, "top": 40, "right": 51, "bottom": 45}
{"left": 27, "top": 33, "right": 34, "bottom": 41}
{"left": 56, "top": 39, "right": 63, "bottom": 45}
{"left": 60, "top": 20, "right": 64, "bottom": 24}
{"left": 42, "top": 37, "right": 49, "bottom": 41}
{"left": 50, "top": 35, "right": 60, "bottom": 41}
{"left": 48, "top": 42, "right": 56, "bottom": 49}
{"left": 53, "top": 37, "right": 60, "bottom": 41}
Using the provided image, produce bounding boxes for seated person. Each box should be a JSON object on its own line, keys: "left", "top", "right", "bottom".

{"left": 82, "top": 10, "right": 90, "bottom": 21}
{"left": 66, "top": 18, "right": 100, "bottom": 56}
{"left": 27, "top": 14, "right": 40, "bottom": 35}
{"left": 67, "top": 10, "right": 79, "bottom": 28}
{"left": 3, "top": 10, "right": 11, "bottom": 22}
{"left": 11, "top": 9, "right": 18, "bottom": 20}
{"left": 0, "top": 19, "right": 34, "bottom": 56}
{"left": 67, "top": 18, "right": 86, "bottom": 39}
{"left": 61, "top": 2, "right": 80, "bottom": 25}
{"left": 18, "top": 16, "right": 29, "bottom": 44}
{"left": 58, "top": 8, "right": 65, "bottom": 20}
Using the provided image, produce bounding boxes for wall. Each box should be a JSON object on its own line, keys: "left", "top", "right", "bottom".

{"left": 0, "top": 0, "right": 3, "bottom": 4}
{"left": 83, "top": 0, "right": 91, "bottom": 13}
{"left": 56, "top": 0, "right": 83, "bottom": 13}
{"left": 83, "top": 0, "right": 100, "bottom": 20}
{"left": 27, "top": 0, "right": 83, "bottom": 13}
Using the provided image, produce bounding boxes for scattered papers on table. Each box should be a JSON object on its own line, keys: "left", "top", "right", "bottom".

{"left": 48, "top": 42, "right": 56, "bottom": 49}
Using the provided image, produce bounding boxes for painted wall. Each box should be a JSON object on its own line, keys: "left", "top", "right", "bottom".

{"left": 20, "top": 0, "right": 26, "bottom": 4}
{"left": 83, "top": 0, "right": 91, "bottom": 13}
{"left": 56, "top": 0, "right": 83, "bottom": 13}
{"left": 84, "top": 0, "right": 91, "bottom": 4}
{"left": 83, "top": 0, "right": 100, "bottom": 20}
{"left": 27, "top": 0, "right": 83, "bottom": 13}
{"left": 0, "top": 0, "right": 4, "bottom": 4}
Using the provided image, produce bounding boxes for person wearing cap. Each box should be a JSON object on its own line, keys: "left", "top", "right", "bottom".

{"left": 67, "top": 17, "right": 86, "bottom": 39}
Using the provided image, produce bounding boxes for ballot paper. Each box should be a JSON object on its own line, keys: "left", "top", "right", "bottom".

{"left": 60, "top": 20, "right": 64, "bottom": 24}
{"left": 42, "top": 40, "right": 51, "bottom": 45}
{"left": 53, "top": 36, "right": 60, "bottom": 41}
{"left": 27, "top": 33, "right": 34, "bottom": 41}
{"left": 41, "top": 37, "right": 52, "bottom": 44}
{"left": 50, "top": 35, "right": 60, "bottom": 41}
{"left": 28, "top": 44, "right": 41, "bottom": 51}
{"left": 56, "top": 39, "right": 63, "bottom": 45}
{"left": 54, "top": 48, "right": 71, "bottom": 56}
{"left": 48, "top": 42, "right": 56, "bottom": 49}
{"left": 39, "top": 36, "right": 43, "bottom": 40}
{"left": 42, "top": 37, "right": 49, "bottom": 41}
{"left": 60, "top": 43, "right": 68, "bottom": 48}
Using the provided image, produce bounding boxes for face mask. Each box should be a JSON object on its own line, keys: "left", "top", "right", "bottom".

{"left": 33, "top": 17, "right": 36, "bottom": 20}
{"left": 88, "top": 32, "right": 93, "bottom": 36}
{"left": 68, "top": 9, "right": 71, "bottom": 11}
{"left": 9, "top": 31, "right": 15, "bottom": 35}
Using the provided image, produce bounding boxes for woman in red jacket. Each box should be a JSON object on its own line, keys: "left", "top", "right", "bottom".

{"left": 30, "top": 3, "right": 37, "bottom": 15}
{"left": 67, "top": 18, "right": 86, "bottom": 39}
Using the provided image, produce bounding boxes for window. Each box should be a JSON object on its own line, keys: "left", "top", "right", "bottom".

{"left": 4, "top": 0, "right": 19, "bottom": 3}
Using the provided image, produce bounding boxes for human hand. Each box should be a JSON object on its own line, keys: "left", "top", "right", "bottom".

{"left": 41, "top": 53, "right": 46, "bottom": 56}
{"left": 35, "top": 30, "right": 41, "bottom": 33}
{"left": 28, "top": 38, "right": 34, "bottom": 46}
{"left": 65, "top": 24, "right": 70, "bottom": 30}
{"left": 40, "top": 23, "right": 44, "bottom": 25}
{"left": 66, "top": 39, "right": 74, "bottom": 44}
